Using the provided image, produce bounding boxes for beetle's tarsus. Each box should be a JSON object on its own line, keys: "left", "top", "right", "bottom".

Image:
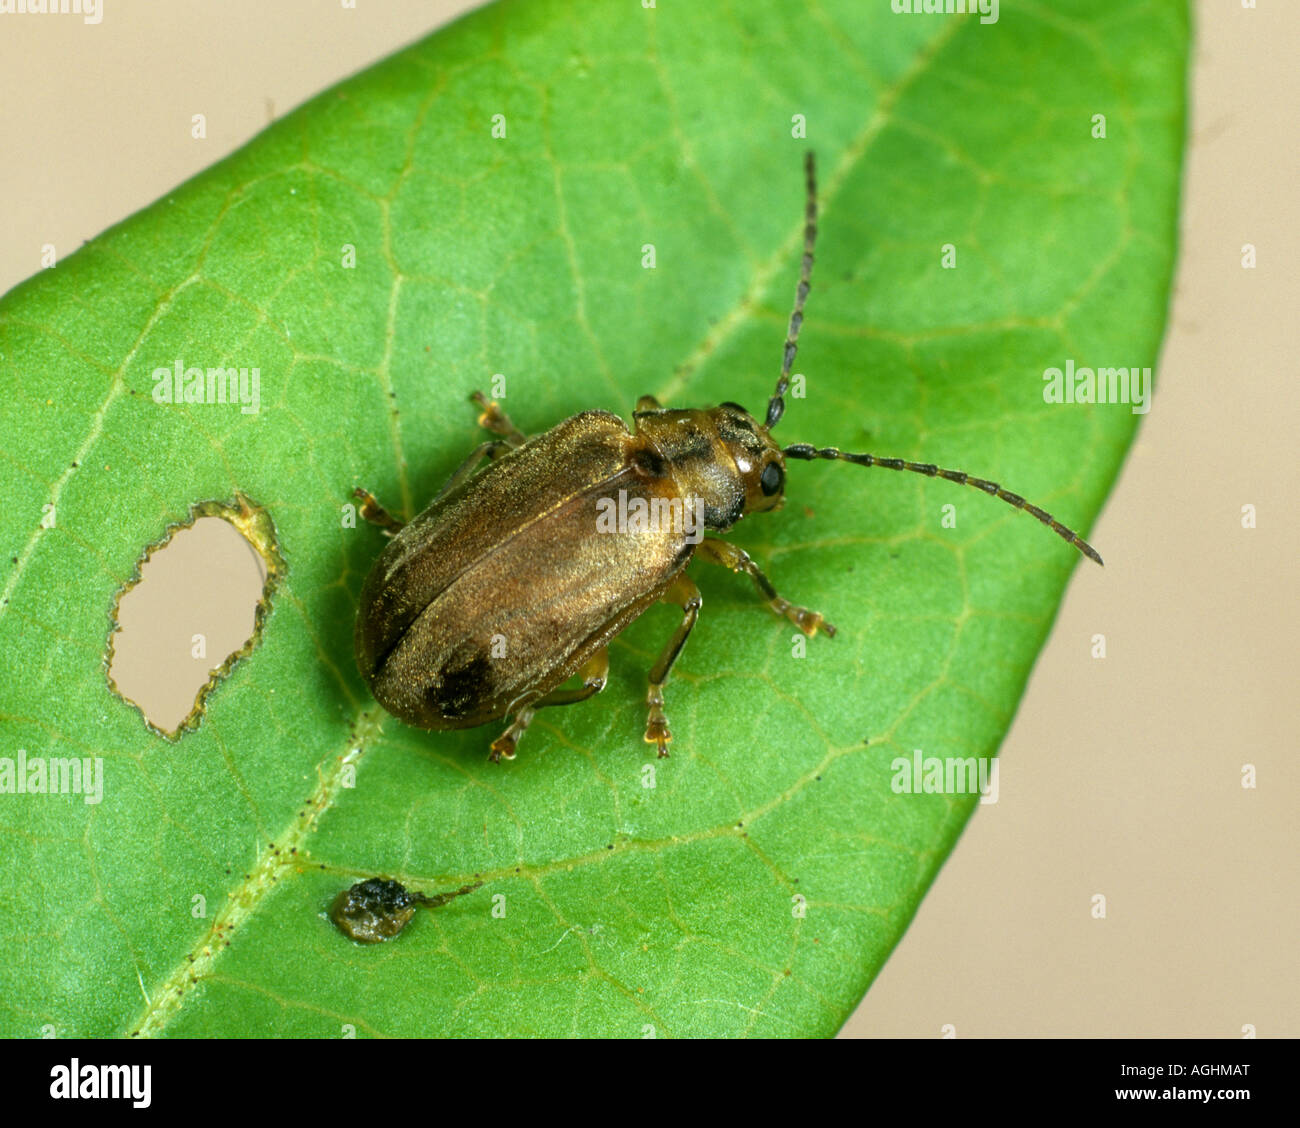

{"left": 489, "top": 707, "right": 534, "bottom": 762}
{"left": 470, "top": 390, "right": 526, "bottom": 447}
{"left": 644, "top": 685, "right": 674, "bottom": 758}
{"left": 771, "top": 597, "right": 836, "bottom": 638}
{"left": 488, "top": 735, "right": 517, "bottom": 763}
{"left": 644, "top": 685, "right": 671, "bottom": 756}
{"left": 644, "top": 711, "right": 672, "bottom": 759}
{"left": 696, "top": 538, "right": 835, "bottom": 638}
{"left": 354, "top": 487, "right": 405, "bottom": 535}
{"left": 646, "top": 732, "right": 672, "bottom": 759}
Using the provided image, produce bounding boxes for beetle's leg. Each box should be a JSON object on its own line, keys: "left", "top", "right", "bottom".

{"left": 636, "top": 394, "right": 663, "bottom": 412}
{"left": 486, "top": 650, "right": 609, "bottom": 763}
{"left": 469, "top": 390, "right": 526, "bottom": 447}
{"left": 533, "top": 648, "right": 610, "bottom": 708}
{"left": 643, "top": 573, "right": 702, "bottom": 759}
{"left": 434, "top": 439, "right": 514, "bottom": 502}
{"left": 696, "top": 537, "right": 836, "bottom": 638}
{"left": 352, "top": 488, "right": 405, "bottom": 535}
{"left": 488, "top": 706, "right": 535, "bottom": 764}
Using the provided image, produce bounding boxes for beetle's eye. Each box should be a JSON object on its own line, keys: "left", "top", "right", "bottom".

{"left": 760, "top": 461, "right": 784, "bottom": 496}
{"left": 719, "top": 401, "right": 747, "bottom": 413}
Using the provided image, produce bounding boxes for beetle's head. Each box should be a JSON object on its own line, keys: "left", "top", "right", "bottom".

{"left": 707, "top": 401, "right": 787, "bottom": 517}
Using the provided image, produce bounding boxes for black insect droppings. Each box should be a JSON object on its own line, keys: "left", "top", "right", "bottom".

{"left": 330, "top": 877, "right": 482, "bottom": 944}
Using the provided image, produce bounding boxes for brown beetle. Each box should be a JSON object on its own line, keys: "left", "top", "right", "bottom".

{"left": 353, "top": 154, "right": 1101, "bottom": 763}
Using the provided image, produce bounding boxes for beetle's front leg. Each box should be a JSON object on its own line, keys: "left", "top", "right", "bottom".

{"left": 352, "top": 488, "right": 405, "bottom": 535}
{"left": 696, "top": 537, "right": 836, "bottom": 638}
{"left": 643, "top": 573, "right": 702, "bottom": 758}
{"left": 469, "top": 390, "right": 526, "bottom": 447}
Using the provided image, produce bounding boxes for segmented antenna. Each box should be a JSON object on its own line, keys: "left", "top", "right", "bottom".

{"left": 766, "top": 152, "right": 818, "bottom": 429}
{"left": 782, "top": 444, "right": 1103, "bottom": 565}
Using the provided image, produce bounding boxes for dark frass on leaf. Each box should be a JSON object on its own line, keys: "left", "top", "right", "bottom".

{"left": 351, "top": 154, "right": 1101, "bottom": 767}
{"left": 331, "top": 878, "right": 482, "bottom": 944}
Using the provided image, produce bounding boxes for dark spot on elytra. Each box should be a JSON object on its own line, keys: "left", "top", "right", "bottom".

{"left": 433, "top": 651, "right": 492, "bottom": 719}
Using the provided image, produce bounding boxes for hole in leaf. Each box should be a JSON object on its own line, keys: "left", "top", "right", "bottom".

{"left": 106, "top": 493, "right": 285, "bottom": 737}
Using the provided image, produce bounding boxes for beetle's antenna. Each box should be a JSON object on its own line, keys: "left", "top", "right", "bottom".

{"left": 766, "top": 152, "right": 818, "bottom": 430}
{"left": 782, "top": 443, "right": 1103, "bottom": 565}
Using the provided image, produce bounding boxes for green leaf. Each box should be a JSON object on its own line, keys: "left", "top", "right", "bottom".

{"left": 0, "top": 0, "right": 1187, "bottom": 1037}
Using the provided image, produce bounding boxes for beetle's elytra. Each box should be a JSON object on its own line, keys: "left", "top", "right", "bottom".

{"left": 353, "top": 154, "right": 1101, "bottom": 764}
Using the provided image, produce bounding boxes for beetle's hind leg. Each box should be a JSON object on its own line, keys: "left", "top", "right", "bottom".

{"left": 488, "top": 649, "right": 610, "bottom": 762}
{"left": 488, "top": 707, "right": 535, "bottom": 764}
{"left": 697, "top": 537, "right": 836, "bottom": 638}
{"left": 353, "top": 488, "right": 405, "bottom": 535}
{"left": 643, "top": 573, "right": 702, "bottom": 758}
{"left": 534, "top": 647, "right": 610, "bottom": 709}
{"left": 469, "top": 390, "right": 526, "bottom": 447}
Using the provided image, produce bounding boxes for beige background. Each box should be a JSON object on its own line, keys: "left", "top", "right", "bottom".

{"left": 2, "top": 1, "right": 1294, "bottom": 1037}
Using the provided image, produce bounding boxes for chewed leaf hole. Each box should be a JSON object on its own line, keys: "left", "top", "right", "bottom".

{"left": 106, "top": 493, "right": 285, "bottom": 738}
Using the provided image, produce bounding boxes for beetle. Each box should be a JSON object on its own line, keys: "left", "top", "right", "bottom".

{"left": 353, "top": 153, "right": 1101, "bottom": 763}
